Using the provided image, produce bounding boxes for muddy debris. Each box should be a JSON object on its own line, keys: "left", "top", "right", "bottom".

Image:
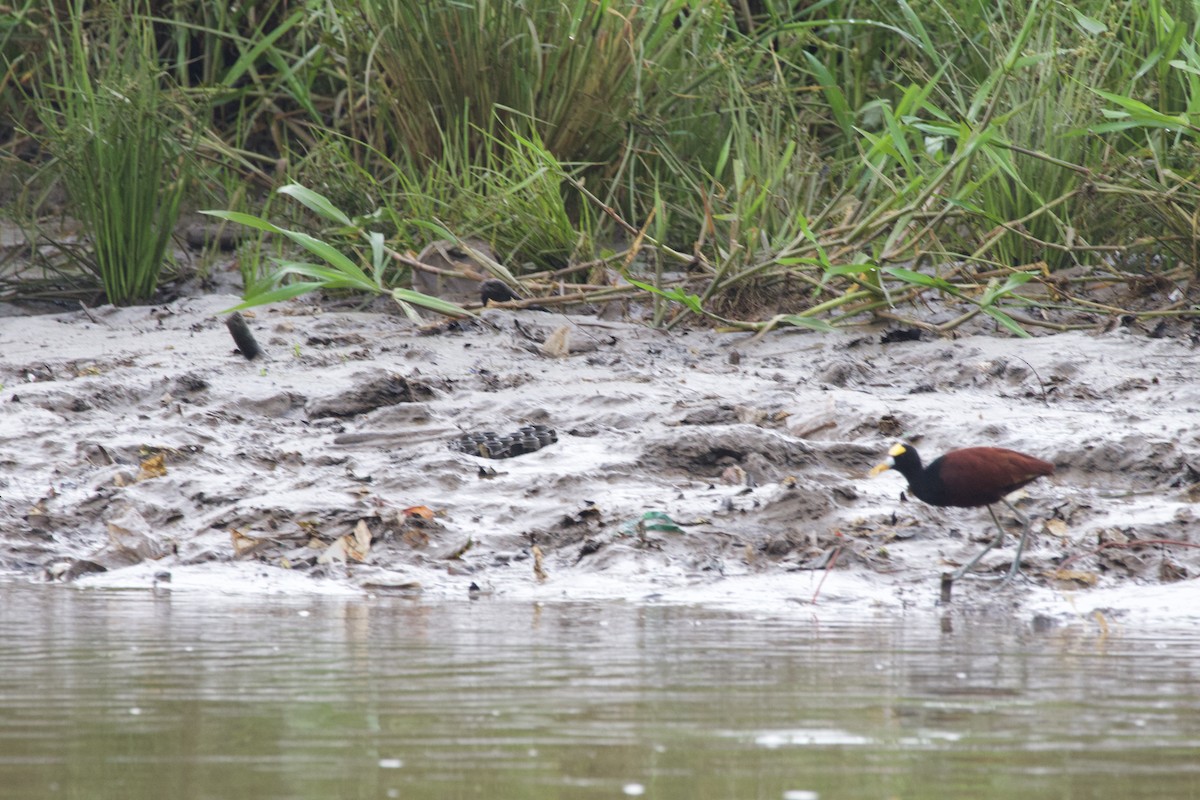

{"left": 1, "top": 293, "right": 1199, "bottom": 621}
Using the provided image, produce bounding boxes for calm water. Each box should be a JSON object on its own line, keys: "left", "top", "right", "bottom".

{"left": 0, "top": 585, "right": 1198, "bottom": 800}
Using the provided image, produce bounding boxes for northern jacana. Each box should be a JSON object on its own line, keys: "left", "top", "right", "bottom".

{"left": 870, "top": 443, "right": 1055, "bottom": 582}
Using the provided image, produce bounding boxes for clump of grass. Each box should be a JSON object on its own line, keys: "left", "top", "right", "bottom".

{"left": 34, "top": 2, "right": 194, "bottom": 305}
{"left": 387, "top": 119, "right": 592, "bottom": 271}
{"left": 355, "top": 0, "right": 682, "bottom": 165}
{"left": 354, "top": 0, "right": 725, "bottom": 216}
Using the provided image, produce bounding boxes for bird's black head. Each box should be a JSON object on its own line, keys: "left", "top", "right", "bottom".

{"left": 869, "top": 442, "right": 925, "bottom": 482}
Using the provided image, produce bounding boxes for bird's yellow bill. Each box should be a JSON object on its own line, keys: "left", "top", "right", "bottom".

{"left": 869, "top": 443, "right": 908, "bottom": 476}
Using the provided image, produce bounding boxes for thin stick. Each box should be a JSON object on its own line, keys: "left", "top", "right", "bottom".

{"left": 1057, "top": 538, "right": 1200, "bottom": 571}
{"left": 811, "top": 536, "right": 844, "bottom": 604}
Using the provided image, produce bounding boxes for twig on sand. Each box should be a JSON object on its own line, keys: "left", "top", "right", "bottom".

{"left": 811, "top": 533, "right": 844, "bottom": 604}
{"left": 1057, "top": 538, "right": 1200, "bottom": 571}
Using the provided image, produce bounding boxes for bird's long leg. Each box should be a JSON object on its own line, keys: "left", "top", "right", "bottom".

{"left": 999, "top": 498, "right": 1032, "bottom": 585}
{"left": 949, "top": 500, "right": 1034, "bottom": 584}
{"left": 948, "top": 503, "right": 1008, "bottom": 581}
{"left": 1002, "top": 497, "right": 1030, "bottom": 528}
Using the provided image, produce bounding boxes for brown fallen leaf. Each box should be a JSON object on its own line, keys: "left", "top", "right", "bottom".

{"left": 540, "top": 325, "right": 571, "bottom": 357}
{"left": 317, "top": 520, "right": 373, "bottom": 565}
{"left": 137, "top": 453, "right": 167, "bottom": 481}
{"left": 230, "top": 528, "right": 268, "bottom": 558}
{"left": 1044, "top": 518, "right": 1068, "bottom": 537}
{"left": 348, "top": 520, "right": 372, "bottom": 561}
{"left": 1050, "top": 568, "right": 1098, "bottom": 587}
{"left": 402, "top": 505, "right": 436, "bottom": 520}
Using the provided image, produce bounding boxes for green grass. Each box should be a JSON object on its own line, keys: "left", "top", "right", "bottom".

{"left": 31, "top": 2, "right": 193, "bottom": 305}
{"left": 0, "top": 0, "right": 1197, "bottom": 327}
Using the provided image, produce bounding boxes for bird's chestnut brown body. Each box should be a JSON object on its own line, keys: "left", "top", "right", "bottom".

{"left": 883, "top": 445, "right": 1055, "bottom": 508}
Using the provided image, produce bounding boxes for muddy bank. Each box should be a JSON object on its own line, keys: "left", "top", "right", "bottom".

{"left": 1, "top": 295, "right": 1198, "bottom": 623}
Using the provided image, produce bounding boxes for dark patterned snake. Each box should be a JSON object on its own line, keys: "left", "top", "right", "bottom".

{"left": 449, "top": 425, "right": 557, "bottom": 459}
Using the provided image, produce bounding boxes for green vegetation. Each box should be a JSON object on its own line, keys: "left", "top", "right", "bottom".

{"left": 203, "top": 184, "right": 474, "bottom": 321}
{"left": 32, "top": 3, "right": 193, "bottom": 305}
{"left": 0, "top": 0, "right": 1197, "bottom": 330}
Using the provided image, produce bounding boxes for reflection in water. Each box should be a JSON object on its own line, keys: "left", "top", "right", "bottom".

{"left": 1, "top": 585, "right": 1199, "bottom": 799}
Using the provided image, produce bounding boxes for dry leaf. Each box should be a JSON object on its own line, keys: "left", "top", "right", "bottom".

{"left": 402, "top": 505, "right": 436, "bottom": 520}
{"left": 540, "top": 325, "right": 571, "bottom": 357}
{"left": 317, "top": 521, "right": 373, "bottom": 565}
{"left": 137, "top": 453, "right": 167, "bottom": 481}
{"left": 1044, "top": 518, "right": 1068, "bottom": 537}
{"left": 230, "top": 528, "right": 267, "bottom": 558}
{"left": 348, "top": 520, "right": 372, "bottom": 561}
{"left": 1050, "top": 568, "right": 1098, "bottom": 587}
